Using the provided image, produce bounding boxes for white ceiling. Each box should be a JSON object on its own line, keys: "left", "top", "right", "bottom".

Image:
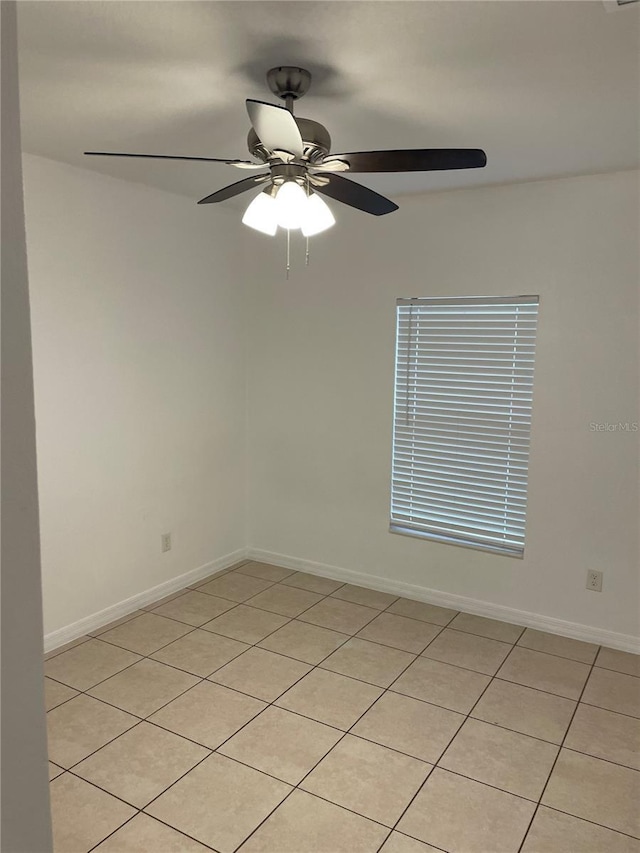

{"left": 17, "top": 1, "right": 640, "bottom": 205}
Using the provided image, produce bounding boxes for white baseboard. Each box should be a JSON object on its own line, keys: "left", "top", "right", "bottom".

{"left": 247, "top": 547, "right": 640, "bottom": 654}
{"left": 44, "top": 548, "right": 249, "bottom": 652}
{"left": 45, "top": 544, "right": 639, "bottom": 655}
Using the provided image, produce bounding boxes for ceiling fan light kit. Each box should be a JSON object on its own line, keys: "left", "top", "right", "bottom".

{"left": 85, "top": 66, "right": 487, "bottom": 272}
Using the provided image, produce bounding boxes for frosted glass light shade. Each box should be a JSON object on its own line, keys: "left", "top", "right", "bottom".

{"left": 274, "top": 181, "right": 308, "bottom": 230}
{"left": 242, "top": 191, "right": 278, "bottom": 235}
{"left": 243, "top": 182, "right": 336, "bottom": 237}
{"left": 301, "top": 193, "right": 335, "bottom": 236}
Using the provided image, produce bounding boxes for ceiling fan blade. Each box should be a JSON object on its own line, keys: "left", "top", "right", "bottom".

{"left": 322, "top": 149, "right": 487, "bottom": 173}
{"left": 197, "top": 173, "right": 270, "bottom": 205}
{"left": 246, "top": 99, "right": 304, "bottom": 158}
{"left": 84, "top": 151, "right": 262, "bottom": 168}
{"left": 313, "top": 174, "right": 398, "bottom": 216}
{"left": 311, "top": 159, "right": 350, "bottom": 173}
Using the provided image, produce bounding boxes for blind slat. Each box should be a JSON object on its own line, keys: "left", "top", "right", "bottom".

{"left": 391, "top": 295, "right": 538, "bottom": 556}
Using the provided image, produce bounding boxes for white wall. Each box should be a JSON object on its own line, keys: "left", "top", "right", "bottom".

{"left": 247, "top": 171, "right": 639, "bottom": 640}
{"left": 1, "top": 5, "right": 52, "bottom": 849}
{"left": 24, "top": 155, "right": 246, "bottom": 636}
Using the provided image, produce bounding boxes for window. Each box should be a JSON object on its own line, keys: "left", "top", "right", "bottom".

{"left": 391, "top": 295, "right": 539, "bottom": 557}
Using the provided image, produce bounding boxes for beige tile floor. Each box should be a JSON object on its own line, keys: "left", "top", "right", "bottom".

{"left": 44, "top": 561, "right": 640, "bottom": 853}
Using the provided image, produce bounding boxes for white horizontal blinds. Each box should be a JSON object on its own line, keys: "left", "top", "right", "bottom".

{"left": 391, "top": 295, "right": 539, "bottom": 557}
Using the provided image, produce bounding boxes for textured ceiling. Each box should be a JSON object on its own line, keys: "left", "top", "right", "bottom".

{"left": 17, "top": 1, "right": 640, "bottom": 205}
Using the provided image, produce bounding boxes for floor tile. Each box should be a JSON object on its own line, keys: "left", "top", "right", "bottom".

{"left": 565, "top": 704, "right": 640, "bottom": 770}
{"left": 74, "top": 721, "right": 209, "bottom": 807}
{"left": 49, "top": 773, "right": 135, "bottom": 853}
{"left": 392, "top": 656, "right": 491, "bottom": 713}
{"left": 521, "top": 806, "right": 640, "bottom": 853}
{"left": 472, "top": 678, "right": 576, "bottom": 743}
{"left": 281, "top": 571, "right": 345, "bottom": 595}
{"left": 94, "top": 813, "right": 212, "bottom": 852}
{"left": 203, "top": 604, "right": 290, "bottom": 645}
{"left": 398, "top": 767, "right": 535, "bottom": 852}
{"left": 44, "top": 636, "right": 90, "bottom": 660}
{"left": 422, "top": 628, "right": 512, "bottom": 675}
{"left": 301, "top": 735, "right": 431, "bottom": 827}
{"left": 88, "top": 659, "right": 199, "bottom": 717}
{"left": 151, "top": 629, "right": 248, "bottom": 677}
{"left": 219, "top": 706, "right": 342, "bottom": 784}
{"left": 321, "top": 638, "right": 415, "bottom": 687}
{"left": 47, "top": 694, "right": 138, "bottom": 767}
{"left": 197, "top": 573, "right": 275, "bottom": 602}
{"left": 44, "top": 639, "right": 141, "bottom": 691}
{"left": 49, "top": 762, "right": 64, "bottom": 781}
{"left": 582, "top": 667, "right": 640, "bottom": 718}
{"left": 210, "top": 647, "right": 312, "bottom": 701}
{"left": 298, "top": 597, "right": 379, "bottom": 634}
{"left": 98, "top": 612, "right": 192, "bottom": 655}
{"left": 189, "top": 570, "right": 230, "bottom": 589}
{"left": 379, "top": 833, "right": 442, "bottom": 853}
{"left": 517, "top": 628, "right": 599, "bottom": 664}
{"left": 275, "top": 669, "right": 383, "bottom": 730}
{"left": 258, "top": 619, "right": 349, "bottom": 664}
{"left": 151, "top": 590, "right": 235, "bottom": 626}
{"left": 235, "top": 561, "right": 296, "bottom": 582}
{"left": 246, "top": 584, "right": 324, "bottom": 617}
{"left": 145, "top": 752, "right": 291, "bottom": 853}
{"left": 356, "top": 612, "right": 441, "bottom": 653}
{"left": 597, "top": 647, "right": 640, "bottom": 678}
{"left": 448, "top": 612, "right": 523, "bottom": 644}
{"left": 89, "top": 610, "right": 145, "bottom": 635}
{"left": 238, "top": 788, "right": 387, "bottom": 853}
{"left": 149, "top": 681, "right": 266, "bottom": 748}
{"left": 140, "top": 590, "right": 188, "bottom": 610}
{"left": 331, "top": 583, "right": 398, "bottom": 610}
{"left": 439, "top": 717, "right": 558, "bottom": 800}
{"left": 497, "top": 646, "right": 591, "bottom": 700}
{"left": 352, "top": 690, "right": 464, "bottom": 763}
{"left": 45, "top": 677, "right": 78, "bottom": 711}
{"left": 387, "top": 598, "right": 458, "bottom": 626}
{"left": 542, "top": 749, "right": 640, "bottom": 837}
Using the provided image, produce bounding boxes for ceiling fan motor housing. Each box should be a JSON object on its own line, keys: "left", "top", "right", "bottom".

{"left": 247, "top": 117, "right": 331, "bottom": 165}
{"left": 266, "top": 66, "right": 312, "bottom": 101}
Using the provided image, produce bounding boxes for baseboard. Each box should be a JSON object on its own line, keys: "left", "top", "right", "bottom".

{"left": 43, "top": 548, "right": 249, "bottom": 652}
{"left": 247, "top": 547, "right": 640, "bottom": 654}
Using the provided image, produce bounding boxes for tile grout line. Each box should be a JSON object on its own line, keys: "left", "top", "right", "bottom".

{"left": 45, "top": 569, "right": 638, "bottom": 851}
{"left": 46, "top": 602, "right": 635, "bottom": 768}
{"left": 52, "top": 636, "right": 640, "bottom": 786}
{"left": 49, "top": 577, "right": 351, "bottom": 775}
{"left": 220, "top": 599, "right": 448, "bottom": 851}
{"left": 515, "top": 649, "right": 600, "bottom": 852}
{"left": 44, "top": 560, "right": 254, "bottom": 659}
{"left": 224, "top": 590, "right": 417, "bottom": 852}
{"left": 213, "top": 588, "right": 416, "bottom": 851}
{"left": 372, "top": 629, "right": 639, "bottom": 848}
{"left": 67, "top": 575, "right": 373, "bottom": 850}
{"left": 373, "top": 628, "right": 514, "bottom": 851}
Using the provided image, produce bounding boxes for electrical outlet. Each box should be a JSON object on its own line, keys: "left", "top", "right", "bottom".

{"left": 161, "top": 533, "right": 172, "bottom": 553}
{"left": 586, "top": 570, "right": 603, "bottom": 592}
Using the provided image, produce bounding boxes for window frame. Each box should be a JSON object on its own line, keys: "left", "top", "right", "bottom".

{"left": 389, "top": 294, "right": 540, "bottom": 558}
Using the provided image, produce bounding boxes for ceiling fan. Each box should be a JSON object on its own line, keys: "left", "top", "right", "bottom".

{"left": 85, "top": 66, "right": 487, "bottom": 238}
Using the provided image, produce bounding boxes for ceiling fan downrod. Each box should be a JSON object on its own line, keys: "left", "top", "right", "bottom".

{"left": 266, "top": 66, "right": 312, "bottom": 114}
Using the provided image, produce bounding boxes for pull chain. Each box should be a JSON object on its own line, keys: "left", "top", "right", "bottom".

{"left": 305, "top": 175, "right": 310, "bottom": 267}
{"left": 286, "top": 228, "right": 290, "bottom": 280}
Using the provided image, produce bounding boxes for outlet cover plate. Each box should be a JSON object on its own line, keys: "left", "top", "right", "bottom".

{"left": 586, "top": 570, "right": 603, "bottom": 592}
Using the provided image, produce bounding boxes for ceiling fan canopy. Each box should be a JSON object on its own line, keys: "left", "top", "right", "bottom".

{"left": 85, "top": 65, "right": 487, "bottom": 232}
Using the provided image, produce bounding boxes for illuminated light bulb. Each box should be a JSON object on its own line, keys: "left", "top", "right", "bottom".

{"left": 274, "top": 181, "right": 308, "bottom": 230}
{"left": 301, "top": 193, "right": 335, "bottom": 236}
{"left": 242, "top": 190, "right": 278, "bottom": 235}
